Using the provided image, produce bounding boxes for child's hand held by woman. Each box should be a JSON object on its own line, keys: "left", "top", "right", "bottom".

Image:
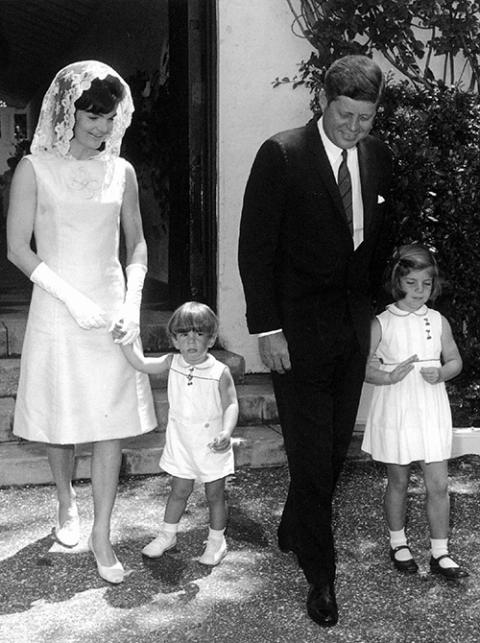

{"left": 111, "top": 321, "right": 127, "bottom": 343}
{"left": 109, "top": 263, "right": 147, "bottom": 345}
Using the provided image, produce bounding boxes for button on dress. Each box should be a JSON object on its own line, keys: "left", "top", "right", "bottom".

{"left": 13, "top": 154, "right": 157, "bottom": 444}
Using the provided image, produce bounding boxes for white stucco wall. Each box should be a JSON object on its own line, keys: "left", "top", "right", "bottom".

{"left": 216, "top": 0, "right": 313, "bottom": 372}
{"left": 215, "top": 1, "right": 473, "bottom": 374}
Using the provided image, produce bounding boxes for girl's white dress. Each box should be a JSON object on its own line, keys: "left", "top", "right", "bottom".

{"left": 362, "top": 304, "right": 452, "bottom": 464}
{"left": 160, "top": 353, "right": 235, "bottom": 482}
{"left": 13, "top": 154, "right": 157, "bottom": 444}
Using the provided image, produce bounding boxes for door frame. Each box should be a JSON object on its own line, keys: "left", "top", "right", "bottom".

{"left": 168, "top": 0, "right": 217, "bottom": 310}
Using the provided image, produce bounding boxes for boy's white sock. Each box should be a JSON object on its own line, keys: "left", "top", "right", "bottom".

{"left": 431, "top": 538, "right": 458, "bottom": 568}
{"left": 162, "top": 521, "right": 179, "bottom": 535}
{"left": 198, "top": 527, "right": 227, "bottom": 566}
{"left": 390, "top": 528, "right": 412, "bottom": 561}
{"left": 141, "top": 521, "right": 179, "bottom": 558}
{"left": 207, "top": 527, "right": 225, "bottom": 541}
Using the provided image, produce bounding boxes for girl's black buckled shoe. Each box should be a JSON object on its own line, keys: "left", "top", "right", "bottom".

{"left": 430, "top": 554, "right": 469, "bottom": 579}
{"left": 390, "top": 545, "right": 418, "bottom": 574}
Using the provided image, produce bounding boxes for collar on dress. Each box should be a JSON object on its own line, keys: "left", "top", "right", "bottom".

{"left": 387, "top": 303, "right": 428, "bottom": 317}
{"left": 177, "top": 354, "right": 215, "bottom": 370}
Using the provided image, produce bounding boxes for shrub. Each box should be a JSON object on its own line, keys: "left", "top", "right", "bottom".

{"left": 281, "top": 1, "right": 480, "bottom": 380}
{"left": 372, "top": 82, "right": 480, "bottom": 379}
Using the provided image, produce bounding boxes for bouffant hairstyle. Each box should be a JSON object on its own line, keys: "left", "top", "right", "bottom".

{"left": 74, "top": 75, "right": 125, "bottom": 115}
{"left": 167, "top": 301, "right": 219, "bottom": 339}
{"left": 324, "top": 55, "right": 385, "bottom": 105}
{"left": 388, "top": 244, "right": 442, "bottom": 302}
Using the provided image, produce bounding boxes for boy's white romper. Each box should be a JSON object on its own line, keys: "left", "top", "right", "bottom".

{"left": 160, "top": 353, "right": 235, "bottom": 482}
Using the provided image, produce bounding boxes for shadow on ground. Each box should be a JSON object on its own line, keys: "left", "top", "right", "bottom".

{"left": 0, "top": 458, "right": 479, "bottom": 642}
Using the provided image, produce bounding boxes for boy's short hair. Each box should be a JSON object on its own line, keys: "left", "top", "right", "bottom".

{"left": 167, "top": 301, "right": 219, "bottom": 339}
{"left": 324, "top": 55, "right": 385, "bottom": 105}
{"left": 388, "top": 244, "right": 442, "bottom": 301}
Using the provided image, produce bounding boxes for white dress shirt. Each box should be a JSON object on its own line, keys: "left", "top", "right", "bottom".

{"left": 318, "top": 117, "right": 364, "bottom": 250}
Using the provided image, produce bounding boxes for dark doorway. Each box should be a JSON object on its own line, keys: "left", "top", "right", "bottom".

{"left": 168, "top": 0, "right": 217, "bottom": 310}
{"left": 0, "top": 0, "right": 217, "bottom": 312}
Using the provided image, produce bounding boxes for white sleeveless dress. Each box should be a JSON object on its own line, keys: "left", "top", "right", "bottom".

{"left": 362, "top": 304, "right": 452, "bottom": 464}
{"left": 160, "top": 353, "right": 235, "bottom": 482}
{"left": 13, "top": 153, "right": 157, "bottom": 444}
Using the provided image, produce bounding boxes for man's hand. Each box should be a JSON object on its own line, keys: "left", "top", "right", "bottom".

{"left": 259, "top": 332, "right": 291, "bottom": 374}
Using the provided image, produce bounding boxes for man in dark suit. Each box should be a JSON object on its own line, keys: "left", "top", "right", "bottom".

{"left": 238, "top": 55, "right": 392, "bottom": 627}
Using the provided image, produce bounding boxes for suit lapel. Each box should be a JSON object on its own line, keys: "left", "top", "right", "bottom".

{"left": 306, "top": 119, "right": 347, "bottom": 223}
{"left": 358, "top": 139, "right": 376, "bottom": 239}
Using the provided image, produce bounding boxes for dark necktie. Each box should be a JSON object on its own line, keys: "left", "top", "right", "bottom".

{"left": 338, "top": 149, "right": 353, "bottom": 235}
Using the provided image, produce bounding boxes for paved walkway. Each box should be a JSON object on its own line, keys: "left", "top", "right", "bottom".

{"left": 1, "top": 458, "right": 479, "bottom": 643}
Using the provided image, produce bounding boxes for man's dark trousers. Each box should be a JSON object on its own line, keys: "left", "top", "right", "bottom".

{"left": 274, "top": 299, "right": 366, "bottom": 586}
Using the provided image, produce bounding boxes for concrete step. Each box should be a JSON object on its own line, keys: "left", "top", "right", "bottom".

{"left": 0, "top": 306, "right": 178, "bottom": 357}
{"left": 0, "top": 350, "right": 248, "bottom": 443}
{"left": 151, "top": 374, "right": 278, "bottom": 431}
{"left": 0, "top": 348, "right": 245, "bottom": 395}
{"left": 0, "top": 424, "right": 285, "bottom": 486}
{"left": 0, "top": 372, "right": 276, "bottom": 443}
{"left": 0, "top": 363, "right": 369, "bottom": 487}
{"left": 0, "top": 423, "right": 372, "bottom": 487}
{"left": 2, "top": 423, "right": 477, "bottom": 487}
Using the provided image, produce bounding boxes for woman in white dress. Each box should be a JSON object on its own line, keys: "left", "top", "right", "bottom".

{"left": 7, "top": 61, "right": 157, "bottom": 584}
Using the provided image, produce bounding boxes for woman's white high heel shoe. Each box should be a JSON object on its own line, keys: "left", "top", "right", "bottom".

{"left": 54, "top": 503, "right": 80, "bottom": 548}
{"left": 88, "top": 535, "right": 125, "bottom": 584}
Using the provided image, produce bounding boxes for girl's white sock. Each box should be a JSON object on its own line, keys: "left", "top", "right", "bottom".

{"left": 431, "top": 538, "right": 458, "bottom": 568}
{"left": 390, "top": 528, "right": 412, "bottom": 561}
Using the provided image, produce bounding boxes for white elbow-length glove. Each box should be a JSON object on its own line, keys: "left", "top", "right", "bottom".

{"left": 30, "top": 262, "right": 107, "bottom": 329}
{"left": 110, "top": 263, "right": 147, "bottom": 345}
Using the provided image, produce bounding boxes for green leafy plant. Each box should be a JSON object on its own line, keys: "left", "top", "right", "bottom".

{"left": 373, "top": 82, "right": 480, "bottom": 379}
{"left": 282, "top": 0, "right": 480, "bottom": 92}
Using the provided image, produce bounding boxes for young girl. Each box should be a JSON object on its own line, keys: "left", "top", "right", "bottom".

{"left": 114, "top": 301, "right": 238, "bottom": 566}
{"left": 362, "top": 244, "right": 468, "bottom": 579}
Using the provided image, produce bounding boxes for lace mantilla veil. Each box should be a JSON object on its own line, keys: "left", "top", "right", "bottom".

{"left": 31, "top": 60, "right": 134, "bottom": 160}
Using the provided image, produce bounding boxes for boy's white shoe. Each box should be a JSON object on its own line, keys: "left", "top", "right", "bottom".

{"left": 198, "top": 536, "right": 227, "bottom": 566}
{"left": 141, "top": 531, "right": 177, "bottom": 558}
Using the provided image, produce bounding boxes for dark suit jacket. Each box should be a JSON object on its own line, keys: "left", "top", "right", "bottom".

{"left": 238, "top": 117, "right": 392, "bottom": 356}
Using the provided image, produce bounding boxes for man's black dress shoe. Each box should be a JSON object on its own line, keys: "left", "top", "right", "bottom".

{"left": 430, "top": 554, "right": 469, "bottom": 580}
{"left": 390, "top": 545, "right": 418, "bottom": 574}
{"left": 306, "top": 583, "right": 338, "bottom": 627}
